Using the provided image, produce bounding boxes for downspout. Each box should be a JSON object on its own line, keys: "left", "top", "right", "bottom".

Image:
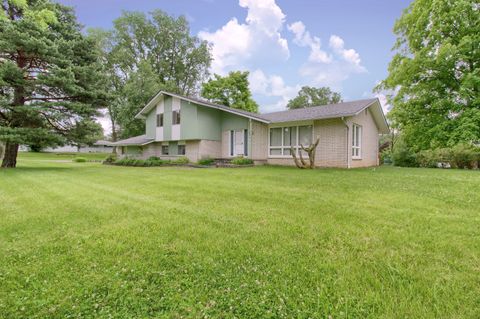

{"left": 341, "top": 117, "right": 351, "bottom": 169}
{"left": 248, "top": 118, "right": 253, "bottom": 159}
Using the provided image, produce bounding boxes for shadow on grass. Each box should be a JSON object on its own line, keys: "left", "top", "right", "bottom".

{"left": 1, "top": 166, "right": 72, "bottom": 172}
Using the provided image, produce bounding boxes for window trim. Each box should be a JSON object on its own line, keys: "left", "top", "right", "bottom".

{"left": 352, "top": 123, "right": 362, "bottom": 160}
{"left": 268, "top": 123, "right": 314, "bottom": 158}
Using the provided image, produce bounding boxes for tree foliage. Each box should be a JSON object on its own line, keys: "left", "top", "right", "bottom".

{"left": 287, "top": 86, "right": 342, "bottom": 109}
{"left": 94, "top": 10, "right": 212, "bottom": 138}
{"left": 201, "top": 71, "right": 259, "bottom": 113}
{"left": 0, "top": 0, "right": 107, "bottom": 167}
{"left": 377, "top": 0, "right": 479, "bottom": 151}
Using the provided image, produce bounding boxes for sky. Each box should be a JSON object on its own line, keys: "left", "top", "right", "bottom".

{"left": 56, "top": 0, "right": 412, "bottom": 133}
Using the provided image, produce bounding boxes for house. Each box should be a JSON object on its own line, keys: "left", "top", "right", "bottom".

{"left": 114, "top": 91, "right": 389, "bottom": 168}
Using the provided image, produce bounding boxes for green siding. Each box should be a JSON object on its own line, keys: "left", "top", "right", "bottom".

{"left": 196, "top": 107, "right": 222, "bottom": 140}
{"left": 168, "top": 141, "right": 178, "bottom": 155}
{"left": 221, "top": 112, "right": 249, "bottom": 131}
{"left": 180, "top": 100, "right": 198, "bottom": 140}
{"left": 145, "top": 110, "right": 156, "bottom": 139}
{"left": 163, "top": 97, "right": 172, "bottom": 140}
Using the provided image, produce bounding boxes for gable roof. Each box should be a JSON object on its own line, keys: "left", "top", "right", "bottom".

{"left": 134, "top": 90, "right": 389, "bottom": 133}
{"left": 135, "top": 91, "right": 269, "bottom": 123}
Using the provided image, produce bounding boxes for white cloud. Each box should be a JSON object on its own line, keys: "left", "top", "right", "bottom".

{"left": 329, "top": 35, "right": 364, "bottom": 70}
{"left": 249, "top": 69, "right": 300, "bottom": 112}
{"left": 287, "top": 21, "right": 331, "bottom": 63}
{"left": 288, "top": 22, "right": 367, "bottom": 90}
{"left": 198, "top": 0, "right": 289, "bottom": 74}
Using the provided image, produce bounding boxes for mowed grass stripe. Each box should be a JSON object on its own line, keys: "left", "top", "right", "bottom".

{"left": 0, "top": 153, "right": 479, "bottom": 318}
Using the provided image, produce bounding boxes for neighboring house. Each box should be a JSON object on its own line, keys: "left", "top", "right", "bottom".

{"left": 37, "top": 140, "right": 114, "bottom": 153}
{"left": 114, "top": 91, "right": 389, "bottom": 168}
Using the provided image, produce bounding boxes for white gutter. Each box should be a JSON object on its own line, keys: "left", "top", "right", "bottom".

{"left": 341, "top": 116, "right": 351, "bottom": 169}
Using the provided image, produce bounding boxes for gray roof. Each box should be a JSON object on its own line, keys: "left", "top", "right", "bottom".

{"left": 113, "top": 135, "right": 154, "bottom": 146}
{"left": 261, "top": 98, "right": 378, "bottom": 123}
{"left": 93, "top": 140, "right": 114, "bottom": 146}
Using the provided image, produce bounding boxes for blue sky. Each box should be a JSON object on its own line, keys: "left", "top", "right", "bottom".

{"left": 57, "top": 0, "right": 411, "bottom": 115}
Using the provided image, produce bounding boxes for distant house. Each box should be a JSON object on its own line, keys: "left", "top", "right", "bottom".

{"left": 40, "top": 140, "right": 114, "bottom": 153}
{"left": 114, "top": 91, "right": 389, "bottom": 168}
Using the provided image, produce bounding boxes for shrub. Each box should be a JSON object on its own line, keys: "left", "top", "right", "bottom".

{"left": 73, "top": 157, "right": 87, "bottom": 163}
{"left": 173, "top": 156, "right": 189, "bottom": 164}
{"left": 392, "top": 142, "right": 417, "bottom": 167}
{"left": 198, "top": 158, "right": 215, "bottom": 166}
{"left": 231, "top": 157, "right": 254, "bottom": 165}
{"left": 416, "top": 149, "right": 438, "bottom": 168}
{"left": 103, "top": 153, "right": 117, "bottom": 164}
{"left": 380, "top": 149, "right": 392, "bottom": 165}
{"left": 449, "top": 144, "right": 478, "bottom": 169}
{"left": 147, "top": 156, "right": 161, "bottom": 161}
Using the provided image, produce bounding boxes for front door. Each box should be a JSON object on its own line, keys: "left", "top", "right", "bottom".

{"left": 234, "top": 130, "right": 244, "bottom": 156}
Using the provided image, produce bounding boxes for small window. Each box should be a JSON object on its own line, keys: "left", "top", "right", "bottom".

{"left": 352, "top": 124, "right": 362, "bottom": 159}
{"left": 172, "top": 110, "right": 180, "bottom": 125}
{"left": 162, "top": 145, "right": 169, "bottom": 155}
{"left": 156, "top": 113, "right": 163, "bottom": 127}
{"left": 178, "top": 145, "right": 186, "bottom": 155}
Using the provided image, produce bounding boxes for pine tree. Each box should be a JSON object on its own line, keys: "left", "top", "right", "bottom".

{"left": 0, "top": 0, "right": 107, "bottom": 167}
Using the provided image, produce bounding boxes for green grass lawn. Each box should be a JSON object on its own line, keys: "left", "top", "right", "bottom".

{"left": 1, "top": 152, "right": 479, "bottom": 318}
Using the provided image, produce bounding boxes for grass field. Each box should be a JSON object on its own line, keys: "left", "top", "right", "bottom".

{"left": 1, "top": 152, "right": 479, "bottom": 318}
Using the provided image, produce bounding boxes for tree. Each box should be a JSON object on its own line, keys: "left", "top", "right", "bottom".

{"left": 66, "top": 120, "right": 104, "bottom": 152}
{"left": 201, "top": 71, "right": 259, "bottom": 113}
{"left": 95, "top": 10, "right": 211, "bottom": 138}
{"left": 0, "top": 0, "right": 107, "bottom": 168}
{"left": 287, "top": 86, "right": 342, "bottom": 109}
{"left": 376, "top": 0, "right": 479, "bottom": 151}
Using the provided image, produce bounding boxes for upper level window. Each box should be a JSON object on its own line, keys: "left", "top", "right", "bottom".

{"left": 352, "top": 124, "right": 362, "bottom": 159}
{"left": 156, "top": 113, "right": 163, "bottom": 127}
{"left": 269, "top": 125, "right": 312, "bottom": 156}
{"left": 172, "top": 110, "right": 180, "bottom": 125}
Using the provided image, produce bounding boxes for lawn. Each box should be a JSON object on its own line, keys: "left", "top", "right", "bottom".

{"left": 0, "top": 152, "right": 479, "bottom": 318}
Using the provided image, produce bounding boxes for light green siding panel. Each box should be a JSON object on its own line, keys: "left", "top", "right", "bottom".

{"left": 197, "top": 107, "right": 222, "bottom": 140}
{"left": 169, "top": 141, "right": 178, "bottom": 155}
{"left": 221, "top": 112, "right": 249, "bottom": 131}
{"left": 163, "top": 97, "right": 172, "bottom": 140}
{"left": 180, "top": 100, "right": 199, "bottom": 139}
{"left": 145, "top": 110, "right": 156, "bottom": 139}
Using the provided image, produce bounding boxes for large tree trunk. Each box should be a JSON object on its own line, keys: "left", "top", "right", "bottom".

{"left": 111, "top": 121, "right": 118, "bottom": 154}
{"left": 1, "top": 142, "right": 19, "bottom": 168}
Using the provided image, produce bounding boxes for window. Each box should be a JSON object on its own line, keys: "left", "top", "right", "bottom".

{"left": 269, "top": 125, "right": 313, "bottom": 156}
{"left": 162, "top": 145, "right": 169, "bottom": 155}
{"left": 172, "top": 110, "right": 180, "bottom": 125}
{"left": 156, "top": 113, "right": 163, "bottom": 127}
{"left": 178, "top": 144, "right": 186, "bottom": 155}
{"left": 352, "top": 124, "right": 362, "bottom": 159}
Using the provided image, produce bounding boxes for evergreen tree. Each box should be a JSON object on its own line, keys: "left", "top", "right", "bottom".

{"left": 0, "top": 0, "right": 107, "bottom": 167}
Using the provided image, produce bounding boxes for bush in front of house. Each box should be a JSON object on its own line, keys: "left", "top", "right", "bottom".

{"left": 172, "top": 156, "right": 189, "bottom": 164}
{"left": 231, "top": 157, "right": 254, "bottom": 165}
{"left": 73, "top": 157, "right": 87, "bottom": 163}
{"left": 103, "top": 153, "right": 117, "bottom": 164}
{"left": 113, "top": 156, "right": 190, "bottom": 167}
{"left": 198, "top": 157, "right": 215, "bottom": 166}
